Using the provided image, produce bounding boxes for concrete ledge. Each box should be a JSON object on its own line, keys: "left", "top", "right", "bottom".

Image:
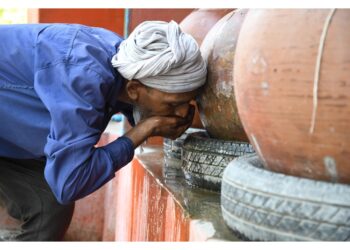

{"left": 123, "top": 145, "right": 241, "bottom": 241}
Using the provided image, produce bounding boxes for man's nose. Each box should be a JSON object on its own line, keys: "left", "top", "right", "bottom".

{"left": 174, "top": 104, "right": 189, "bottom": 118}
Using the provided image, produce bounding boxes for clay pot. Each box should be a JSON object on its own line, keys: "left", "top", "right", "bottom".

{"left": 234, "top": 9, "right": 350, "bottom": 183}
{"left": 180, "top": 8, "right": 234, "bottom": 129}
{"left": 197, "top": 9, "right": 249, "bottom": 141}
{"left": 180, "top": 9, "right": 233, "bottom": 46}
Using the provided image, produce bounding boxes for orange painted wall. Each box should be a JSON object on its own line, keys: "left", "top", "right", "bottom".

{"left": 28, "top": 9, "right": 124, "bottom": 35}
{"left": 114, "top": 157, "right": 189, "bottom": 241}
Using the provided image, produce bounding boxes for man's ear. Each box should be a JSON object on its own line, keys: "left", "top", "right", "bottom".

{"left": 125, "top": 80, "right": 143, "bottom": 103}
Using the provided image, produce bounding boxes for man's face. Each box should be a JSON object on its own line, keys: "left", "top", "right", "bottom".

{"left": 135, "top": 85, "right": 199, "bottom": 122}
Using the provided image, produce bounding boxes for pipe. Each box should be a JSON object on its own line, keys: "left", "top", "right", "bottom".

{"left": 123, "top": 8, "right": 130, "bottom": 38}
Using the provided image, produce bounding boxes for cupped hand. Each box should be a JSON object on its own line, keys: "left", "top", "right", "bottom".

{"left": 124, "top": 105, "right": 195, "bottom": 148}
{"left": 149, "top": 104, "right": 195, "bottom": 139}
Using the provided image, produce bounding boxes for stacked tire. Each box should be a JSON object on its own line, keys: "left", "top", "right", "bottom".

{"left": 163, "top": 128, "right": 204, "bottom": 177}
{"left": 221, "top": 154, "right": 350, "bottom": 241}
{"left": 182, "top": 132, "right": 254, "bottom": 191}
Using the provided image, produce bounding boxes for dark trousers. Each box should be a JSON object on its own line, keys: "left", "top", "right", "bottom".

{"left": 0, "top": 157, "right": 75, "bottom": 241}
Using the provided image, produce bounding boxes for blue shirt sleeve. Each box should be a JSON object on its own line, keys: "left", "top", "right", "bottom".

{"left": 34, "top": 62, "right": 134, "bottom": 205}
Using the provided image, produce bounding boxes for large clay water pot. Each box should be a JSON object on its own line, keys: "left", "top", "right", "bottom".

{"left": 234, "top": 9, "right": 350, "bottom": 183}
{"left": 180, "top": 8, "right": 233, "bottom": 128}
{"left": 180, "top": 8, "right": 233, "bottom": 46}
{"left": 197, "top": 9, "right": 249, "bottom": 141}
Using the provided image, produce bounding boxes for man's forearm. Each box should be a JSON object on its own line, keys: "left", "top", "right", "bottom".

{"left": 123, "top": 120, "right": 154, "bottom": 148}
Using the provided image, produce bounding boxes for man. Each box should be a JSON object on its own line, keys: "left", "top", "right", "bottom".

{"left": 0, "top": 20, "right": 206, "bottom": 240}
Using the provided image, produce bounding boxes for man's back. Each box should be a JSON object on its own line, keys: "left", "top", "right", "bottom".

{"left": 0, "top": 24, "right": 48, "bottom": 87}
{"left": 0, "top": 23, "right": 124, "bottom": 158}
{"left": 0, "top": 23, "right": 137, "bottom": 205}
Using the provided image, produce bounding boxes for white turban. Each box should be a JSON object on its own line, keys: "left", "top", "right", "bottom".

{"left": 111, "top": 20, "right": 207, "bottom": 93}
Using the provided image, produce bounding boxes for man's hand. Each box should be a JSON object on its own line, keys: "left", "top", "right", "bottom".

{"left": 124, "top": 104, "right": 195, "bottom": 148}
{"left": 149, "top": 104, "right": 195, "bottom": 139}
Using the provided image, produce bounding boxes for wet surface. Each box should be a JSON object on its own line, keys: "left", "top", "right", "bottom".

{"left": 135, "top": 145, "right": 241, "bottom": 241}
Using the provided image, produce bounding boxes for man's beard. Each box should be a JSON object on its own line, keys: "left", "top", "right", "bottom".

{"left": 132, "top": 105, "right": 146, "bottom": 125}
{"left": 132, "top": 105, "right": 148, "bottom": 152}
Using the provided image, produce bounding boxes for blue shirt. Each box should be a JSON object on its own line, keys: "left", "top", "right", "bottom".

{"left": 0, "top": 24, "right": 135, "bottom": 204}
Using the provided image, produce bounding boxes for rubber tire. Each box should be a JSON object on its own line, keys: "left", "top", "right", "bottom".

{"left": 221, "top": 153, "right": 350, "bottom": 241}
{"left": 182, "top": 132, "right": 255, "bottom": 191}
{"left": 163, "top": 128, "right": 206, "bottom": 160}
{"left": 163, "top": 128, "right": 206, "bottom": 177}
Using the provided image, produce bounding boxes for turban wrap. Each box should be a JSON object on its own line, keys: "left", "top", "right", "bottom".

{"left": 111, "top": 20, "right": 207, "bottom": 93}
